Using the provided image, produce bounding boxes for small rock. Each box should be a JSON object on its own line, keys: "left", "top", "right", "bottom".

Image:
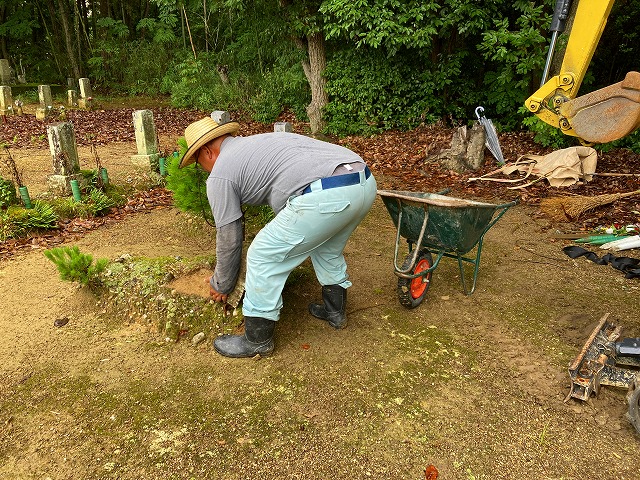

{"left": 115, "top": 253, "right": 132, "bottom": 263}
{"left": 191, "top": 332, "right": 206, "bottom": 346}
{"left": 54, "top": 317, "right": 69, "bottom": 328}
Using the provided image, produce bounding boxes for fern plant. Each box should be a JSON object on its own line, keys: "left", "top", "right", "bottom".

{"left": 87, "top": 189, "right": 116, "bottom": 216}
{"left": 0, "top": 200, "right": 58, "bottom": 240}
{"left": 44, "top": 245, "right": 109, "bottom": 287}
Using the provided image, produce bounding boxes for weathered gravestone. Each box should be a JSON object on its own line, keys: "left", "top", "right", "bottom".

{"left": 46, "top": 122, "right": 85, "bottom": 195}
{"left": 78, "top": 77, "right": 92, "bottom": 109}
{"left": 0, "top": 59, "right": 11, "bottom": 85}
{"left": 35, "top": 85, "right": 54, "bottom": 120}
{"left": 68, "top": 89, "right": 78, "bottom": 107}
{"left": 274, "top": 122, "right": 293, "bottom": 133}
{"left": 211, "top": 110, "right": 231, "bottom": 124}
{"left": 0, "top": 86, "right": 14, "bottom": 116}
{"left": 131, "top": 110, "right": 160, "bottom": 169}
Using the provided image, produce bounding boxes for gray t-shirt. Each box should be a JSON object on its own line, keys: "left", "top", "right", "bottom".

{"left": 206, "top": 132, "right": 364, "bottom": 227}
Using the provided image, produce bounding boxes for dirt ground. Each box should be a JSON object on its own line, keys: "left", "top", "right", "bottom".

{"left": 1, "top": 106, "right": 640, "bottom": 479}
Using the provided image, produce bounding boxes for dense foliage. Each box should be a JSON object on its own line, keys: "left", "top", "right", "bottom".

{"left": 1, "top": 0, "right": 638, "bottom": 143}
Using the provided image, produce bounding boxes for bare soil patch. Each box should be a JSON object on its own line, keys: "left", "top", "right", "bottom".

{"left": 1, "top": 103, "right": 640, "bottom": 479}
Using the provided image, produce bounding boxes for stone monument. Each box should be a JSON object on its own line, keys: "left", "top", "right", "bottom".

{"left": 35, "top": 85, "right": 54, "bottom": 120}
{"left": 78, "top": 77, "right": 92, "bottom": 109}
{"left": 211, "top": 110, "right": 231, "bottom": 124}
{"left": 131, "top": 110, "right": 160, "bottom": 169}
{"left": 0, "top": 86, "right": 14, "bottom": 116}
{"left": 0, "top": 59, "right": 11, "bottom": 85}
{"left": 274, "top": 122, "right": 293, "bottom": 133}
{"left": 46, "top": 122, "right": 84, "bottom": 195}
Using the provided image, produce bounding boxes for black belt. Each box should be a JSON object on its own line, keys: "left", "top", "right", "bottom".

{"left": 302, "top": 166, "right": 371, "bottom": 194}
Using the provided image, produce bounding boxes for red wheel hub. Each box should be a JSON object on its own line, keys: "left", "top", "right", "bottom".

{"left": 410, "top": 258, "right": 431, "bottom": 299}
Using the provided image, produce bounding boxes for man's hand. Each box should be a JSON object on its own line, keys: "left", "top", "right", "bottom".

{"left": 206, "top": 276, "right": 228, "bottom": 303}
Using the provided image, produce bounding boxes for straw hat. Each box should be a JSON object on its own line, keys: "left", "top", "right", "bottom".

{"left": 179, "top": 117, "right": 240, "bottom": 168}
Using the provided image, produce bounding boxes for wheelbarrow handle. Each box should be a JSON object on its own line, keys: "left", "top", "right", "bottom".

{"left": 392, "top": 198, "right": 430, "bottom": 275}
{"left": 483, "top": 200, "right": 519, "bottom": 233}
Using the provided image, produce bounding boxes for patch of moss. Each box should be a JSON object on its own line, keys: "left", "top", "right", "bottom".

{"left": 98, "top": 254, "right": 228, "bottom": 340}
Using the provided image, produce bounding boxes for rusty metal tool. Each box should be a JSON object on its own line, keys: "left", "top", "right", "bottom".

{"left": 566, "top": 313, "right": 640, "bottom": 434}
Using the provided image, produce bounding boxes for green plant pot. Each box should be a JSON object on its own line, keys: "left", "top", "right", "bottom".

{"left": 100, "top": 167, "right": 109, "bottom": 185}
{"left": 19, "top": 186, "right": 32, "bottom": 209}
{"left": 70, "top": 180, "right": 82, "bottom": 202}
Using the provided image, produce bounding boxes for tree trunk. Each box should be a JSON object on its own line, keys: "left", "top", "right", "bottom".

{"left": 0, "top": 5, "right": 10, "bottom": 62}
{"left": 303, "top": 32, "right": 328, "bottom": 134}
{"left": 54, "top": 0, "right": 81, "bottom": 78}
{"left": 42, "top": 1, "right": 66, "bottom": 77}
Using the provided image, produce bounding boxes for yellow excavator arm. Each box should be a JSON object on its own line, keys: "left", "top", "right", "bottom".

{"left": 525, "top": 0, "right": 640, "bottom": 143}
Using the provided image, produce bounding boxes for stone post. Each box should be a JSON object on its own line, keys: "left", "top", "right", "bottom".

{"left": 0, "top": 59, "right": 11, "bottom": 85}
{"left": 78, "top": 77, "right": 92, "bottom": 109}
{"left": 211, "top": 110, "right": 230, "bottom": 124}
{"left": 68, "top": 89, "right": 78, "bottom": 107}
{"left": 274, "top": 122, "right": 293, "bottom": 133}
{"left": 131, "top": 109, "right": 160, "bottom": 169}
{"left": 46, "top": 122, "right": 84, "bottom": 195}
{"left": 0, "top": 86, "right": 14, "bottom": 116}
{"left": 36, "top": 85, "right": 54, "bottom": 120}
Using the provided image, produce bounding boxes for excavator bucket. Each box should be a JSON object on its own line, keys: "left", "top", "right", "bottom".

{"left": 560, "top": 71, "right": 640, "bottom": 144}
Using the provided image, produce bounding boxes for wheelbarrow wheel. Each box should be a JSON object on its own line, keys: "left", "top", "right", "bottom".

{"left": 397, "top": 249, "right": 433, "bottom": 309}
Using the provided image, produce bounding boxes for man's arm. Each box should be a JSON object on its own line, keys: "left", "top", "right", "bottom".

{"left": 210, "top": 218, "right": 243, "bottom": 295}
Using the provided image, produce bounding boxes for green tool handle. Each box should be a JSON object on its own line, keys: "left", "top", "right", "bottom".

{"left": 574, "top": 234, "right": 621, "bottom": 245}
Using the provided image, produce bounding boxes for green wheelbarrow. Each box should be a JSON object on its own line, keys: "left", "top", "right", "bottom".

{"left": 378, "top": 189, "right": 517, "bottom": 308}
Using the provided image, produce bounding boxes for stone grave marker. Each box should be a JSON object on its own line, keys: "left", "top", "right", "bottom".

{"left": 274, "top": 122, "right": 293, "bottom": 132}
{"left": 36, "top": 85, "right": 54, "bottom": 120}
{"left": 68, "top": 89, "right": 78, "bottom": 107}
{"left": 0, "top": 59, "right": 11, "bottom": 85}
{"left": 46, "top": 122, "right": 84, "bottom": 195}
{"left": 131, "top": 109, "right": 160, "bottom": 169}
{"left": 211, "top": 110, "right": 231, "bottom": 124}
{"left": 0, "top": 86, "right": 14, "bottom": 116}
{"left": 78, "top": 77, "right": 92, "bottom": 109}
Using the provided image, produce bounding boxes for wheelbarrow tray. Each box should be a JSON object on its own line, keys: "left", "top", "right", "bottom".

{"left": 379, "top": 190, "right": 506, "bottom": 253}
{"left": 379, "top": 189, "right": 517, "bottom": 296}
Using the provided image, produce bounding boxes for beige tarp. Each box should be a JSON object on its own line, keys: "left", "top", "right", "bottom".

{"left": 469, "top": 146, "right": 598, "bottom": 188}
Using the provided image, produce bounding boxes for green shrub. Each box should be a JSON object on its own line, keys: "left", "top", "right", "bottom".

{"left": 48, "top": 187, "right": 119, "bottom": 220}
{"left": 165, "top": 142, "right": 274, "bottom": 228}
{"left": 324, "top": 49, "right": 452, "bottom": 135}
{"left": 0, "top": 177, "right": 17, "bottom": 209}
{"left": 521, "top": 110, "right": 576, "bottom": 150}
{"left": 595, "top": 129, "right": 640, "bottom": 154}
{"left": 86, "top": 189, "right": 116, "bottom": 216}
{"left": 44, "top": 246, "right": 109, "bottom": 287}
{"left": 164, "top": 150, "right": 213, "bottom": 223}
{"left": 248, "top": 63, "right": 309, "bottom": 123}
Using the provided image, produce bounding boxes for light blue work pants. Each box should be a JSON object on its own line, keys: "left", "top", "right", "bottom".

{"left": 242, "top": 172, "right": 377, "bottom": 321}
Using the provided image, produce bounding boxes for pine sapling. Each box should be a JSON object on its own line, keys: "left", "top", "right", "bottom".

{"left": 44, "top": 245, "right": 109, "bottom": 287}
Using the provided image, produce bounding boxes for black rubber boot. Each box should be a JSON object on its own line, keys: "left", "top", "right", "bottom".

{"left": 308, "top": 284, "right": 347, "bottom": 329}
{"left": 213, "top": 316, "right": 275, "bottom": 358}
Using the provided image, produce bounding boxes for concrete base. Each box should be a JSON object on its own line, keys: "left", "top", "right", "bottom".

{"left": 78, "top": 98, "right": 92, "bottom": 110}
{"left": 131, "top": 153, "right": 160, "bottom": 170}
{"left": 35, "top": 107, "right": 52, "bottom": 120}
{"left": 47, "top": 173, "right": 86, "bottom": 196}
